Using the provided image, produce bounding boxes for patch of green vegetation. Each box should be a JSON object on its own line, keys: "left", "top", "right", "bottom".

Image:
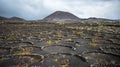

{"left": 0, "top": 57, "right": 9, "bottom": 62}
{"left": 73, "top": 31, "right": 84, "bottom": 37}
{"left": 6, "top": 30, "right": 21, "bottom": 41}
{"left": 0, "top": 39, "right": 3, "bottom": 43}
{"left": 60, "top": 59, "right": 70, "bottom": 67}
{"left": 7, "top": 36, "right": 18, "bottom": 41}
{"left": 12, "top": 47, "right": 33, "bottom": 55}
{"left": 89, "top": 42, "right": 98, "bottom": 46}
{"left": 47, "top": 40, "right": 54, "bottom": 45}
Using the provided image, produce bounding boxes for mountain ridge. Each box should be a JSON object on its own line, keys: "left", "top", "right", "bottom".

{"left": 9, "top": 17, "right": 25, "bottom": 21}
{"left": 0, "top": 16, "right": 25, "bottom": 21}
{"left": 0, "top": 11, "right": 119, "bottom": 22}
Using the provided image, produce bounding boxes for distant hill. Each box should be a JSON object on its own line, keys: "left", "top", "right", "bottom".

{"left": 88, "top": 17, "right": 115, "bottom": 21}
{"left": 43, "top": 11, "right": 81, "bottom": 21}
{"left": 9, "top": 17, "right": 25, "bottom": 21}
{"left": 0, "top": 16, "right": 8, "bottom": 20}
{"left": 0, "top": 16, "right": 25, "bottom": 22}
{"left": 80, "top": 17, "right": 119, "bottom": 22}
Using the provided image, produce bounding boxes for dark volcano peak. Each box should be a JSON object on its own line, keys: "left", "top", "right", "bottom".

{"left": 43, "top": 11, "right": 80, "bottom": 21}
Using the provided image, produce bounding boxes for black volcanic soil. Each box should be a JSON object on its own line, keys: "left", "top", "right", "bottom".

{"left": 0, "top": 22, "right": 120, "bottom": 67}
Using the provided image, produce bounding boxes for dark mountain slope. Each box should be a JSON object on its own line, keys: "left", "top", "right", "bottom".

{"left": 43, "top": 11, "right": 80, "bottom": 21}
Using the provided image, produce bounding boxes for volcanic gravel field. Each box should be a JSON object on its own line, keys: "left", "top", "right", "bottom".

{"left": 0, "top": 22, "right": 120, "bottom": 67}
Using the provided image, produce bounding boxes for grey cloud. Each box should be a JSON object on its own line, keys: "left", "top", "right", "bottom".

{"left": 0, "top": 0, "right": 120, "bottom": 20}
{"left": 0, "top": 0, "right": 47, "bottom": 20}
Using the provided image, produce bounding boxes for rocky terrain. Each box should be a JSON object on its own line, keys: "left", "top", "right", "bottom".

{"left": 0, "top": 21, "right": 120, "bottom": 67}
{"left": 0, "top": 11, "right": 120, "bottom": 67}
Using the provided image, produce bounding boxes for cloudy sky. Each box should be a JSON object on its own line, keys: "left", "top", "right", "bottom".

{"left": 0, "top": 0, "right": 120, "bottom": 20}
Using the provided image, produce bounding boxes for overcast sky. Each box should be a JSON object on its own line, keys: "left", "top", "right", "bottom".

{"left": 0, "top": 0, "right": 120, "bottom": 20}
